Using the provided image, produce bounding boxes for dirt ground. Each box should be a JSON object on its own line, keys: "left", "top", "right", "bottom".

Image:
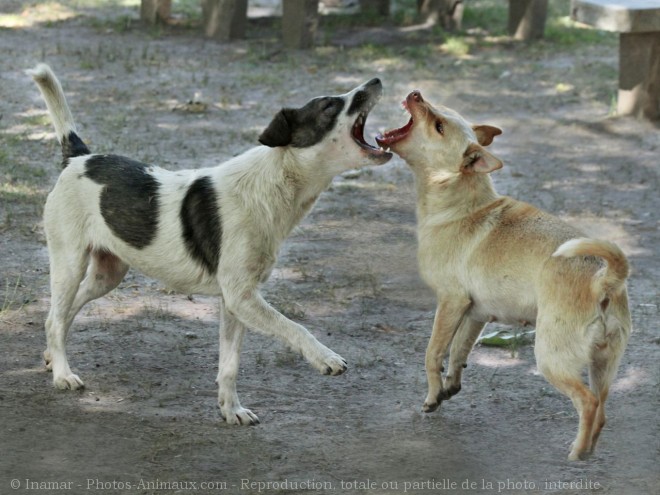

{"left": 1, "top": 1, "right": 659, "bottom": 494}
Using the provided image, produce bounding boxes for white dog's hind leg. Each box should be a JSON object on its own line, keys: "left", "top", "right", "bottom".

{"left": 45, "top": 249, "right": 128, "bottom": 380}
{"left": 217, "top": 304, "right": 259, "bottom": 426}
{"left": 67, "top": 250, "right": 129, "bottom": 319}
{"left": 44, "top": 246, "right": 90, "bottom": 390}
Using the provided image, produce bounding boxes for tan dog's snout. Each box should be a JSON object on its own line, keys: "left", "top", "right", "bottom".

{"left": 403, "top": 90, "right": 425, "bottom": 115}
{"left": 409, "top": 90, "right": 424, "bottom": 104}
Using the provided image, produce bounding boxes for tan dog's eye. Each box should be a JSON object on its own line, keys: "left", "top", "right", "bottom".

{"left": 435, "top": 121, "right": 444, "bottom": 135}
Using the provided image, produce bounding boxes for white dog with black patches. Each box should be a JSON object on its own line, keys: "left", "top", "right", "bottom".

{"left": 28, "top": 63, "right": 392, "bottom": 425}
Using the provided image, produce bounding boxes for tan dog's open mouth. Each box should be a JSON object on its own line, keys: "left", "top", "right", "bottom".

{"left": 376, "top": 90, "right": 423, "bottom": 149}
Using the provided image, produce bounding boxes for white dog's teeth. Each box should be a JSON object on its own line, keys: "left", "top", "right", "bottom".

{"left": 387, "top": 147, "right": 391, "bottom": 152}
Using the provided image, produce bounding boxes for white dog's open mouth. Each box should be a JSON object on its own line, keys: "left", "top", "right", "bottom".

{"left": 350, "top": 93, "right": 392, "bottom": 162}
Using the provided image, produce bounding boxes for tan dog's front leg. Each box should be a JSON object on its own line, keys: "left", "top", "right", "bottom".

{"left": 444, "top": 317, "right": 486, "bottom": 398}
{"left": 423, "top": 295, "right": 471, "bottom": 413}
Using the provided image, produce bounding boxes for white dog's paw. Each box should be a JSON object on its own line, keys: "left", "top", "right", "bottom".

{"left": 43, "top": 350, "right": 53, "bottom": 371}
{"left": 220, "top": 405, "right": 260, "bottom": 426}
{"left": 323, "top": 352, "right": 348, "bottom": 376}
{"left": 53, "top": 373, "right": 84, "bottom": 390}
{"left": 309, "top": 346, "right": 348, "bottom": 376}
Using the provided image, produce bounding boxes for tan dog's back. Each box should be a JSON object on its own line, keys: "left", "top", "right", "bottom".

{"left": 435, "top": 197, "right": 602, "bottom": 324}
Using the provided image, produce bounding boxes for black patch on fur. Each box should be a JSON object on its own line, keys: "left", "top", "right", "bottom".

{"left": 84, "top": 155, "right": 160, "bottom": 249}
{"left": 180, "top": 176, "right": 222, "bottom": 274}
{"left": 259, "top": 96, "right": 345, "bottom": 148}
{"left": 347, "top": 90, "right": 369, "bottom": 116}
{"left": 61, "top": 131, "right": 91, "bottom": 167}
{"left": 347, "top": 78, "right": 381, "bottom": 115}
{"left": 258, "top": 111, "right": 291, "bottom": 147}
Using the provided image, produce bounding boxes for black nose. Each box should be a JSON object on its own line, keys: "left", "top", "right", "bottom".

{"left": 365, "top": 78, "right": 381, "bottom": 87}
{"left": 411, "top": 90, "right": 423, "bottom": 102}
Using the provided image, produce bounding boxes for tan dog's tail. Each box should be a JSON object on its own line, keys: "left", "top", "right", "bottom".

{"left": 553, "top": 238, "right": 629, "bottom": 298}
{"left": 27, "top": 63, "right": 90, "bottom": 165}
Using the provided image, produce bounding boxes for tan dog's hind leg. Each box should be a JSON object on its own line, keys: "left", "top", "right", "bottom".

{"left": 543, "top": 375, "right": 599, "bottom": 461}
{"left": 535, "top": 311, "right": 604, "bottom": 460}
{"left": 423, "top": 296, "right": 471, "bottom": 412}
{"left": 587, "top": 346, "right": 622, "bottom": 452}
{"left": 589, "top": 387, "right": 609, "bottom": 452}
{"left": 536, "top": 335, "right": 598, "bottom": 460}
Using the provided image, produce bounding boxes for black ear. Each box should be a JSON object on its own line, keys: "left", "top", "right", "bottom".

{"left": 259, "top": 109, "right": 294, "bottom": 147}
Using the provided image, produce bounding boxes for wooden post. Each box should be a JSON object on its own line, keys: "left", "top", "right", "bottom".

{"left": 202, "top": 0, "right": 248, "bottom": 41}
{"left": 508, "top": 0, "right": 548, "bottom": 40}
{"left": 140, "top": 0, "right": 171, "bottom": 24}
{"left": 571, "top": 0, "right": 660, "bottom": 120}
{"left": 417, "top": 0, "right": 464, "bottom": 30}
{"left": 618, "top": 32, "right": 660, "bottom": 120}
{"left": 282, "top": 0, "right": 319, "bottom": 49}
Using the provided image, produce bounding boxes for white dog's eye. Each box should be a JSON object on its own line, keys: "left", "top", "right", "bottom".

{"left": 435, "top": 121, "right": 444, "bottom": 135}
{"left": 322, "top": 99, "right": 336, "bottom": 112}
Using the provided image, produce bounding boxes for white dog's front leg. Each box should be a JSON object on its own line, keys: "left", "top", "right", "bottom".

{"left": 217, "top": 306, "right": 259, "bottom": 426}
{"left": 223, "top": 286, "right": 347, "bottom": 376}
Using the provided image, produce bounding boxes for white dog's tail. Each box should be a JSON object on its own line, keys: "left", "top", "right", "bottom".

{"left": 27, "top": 63, "right": 90, "bottom": 165}
{"left": 553, "top": 238, "right": 629, "bottom": 299}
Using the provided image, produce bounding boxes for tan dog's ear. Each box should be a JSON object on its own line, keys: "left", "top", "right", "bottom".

{"left": 462, "top": 144, "right": 503, "bottom": 174}
{"left": 472, "top": 125, "right": 502, "bottom": 146}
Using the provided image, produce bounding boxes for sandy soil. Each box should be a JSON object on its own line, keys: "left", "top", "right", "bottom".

{"left": 1, "top": 2, "right": 659, "bottom": 494}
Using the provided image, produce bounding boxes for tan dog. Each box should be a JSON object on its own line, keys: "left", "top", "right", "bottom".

{"left": 377, "top": 91, "right": 631, "bottom": 460}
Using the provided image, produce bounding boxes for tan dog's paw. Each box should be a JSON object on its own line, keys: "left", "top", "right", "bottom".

{"left": 443, "top": 382, "right": 462, "bottom": 399}
{"left": 423, "top": 383, "right": 464, "bottom": 412}
{"left": 568, "top": 442, "right": 593, "bottom": 461}
{"left": 422, "top": 400, "right": 441, "bottom": 413}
